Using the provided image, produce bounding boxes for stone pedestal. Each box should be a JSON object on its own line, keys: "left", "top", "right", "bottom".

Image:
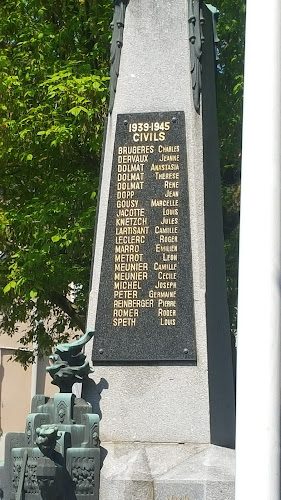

{"left": 99, "top": 443, "right": 235, "bottom": 500}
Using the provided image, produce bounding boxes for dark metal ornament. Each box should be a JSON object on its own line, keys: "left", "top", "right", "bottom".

{"left": 36, "top": 457, "right": 64, "bottom": 500}
{"left": 109, "top": 1, "right": 129, "bottom": 114}
{"left": 188, "top": 0, "right": 205, "bottom": 113}
{"left": 46, "top": 330, "right": 94, "bottom": 393}
{"left": 2, "top": 331, "right": 100, "bottom": 499}
{"left": 206, "top": 4, "right": 220, "bottom": 61}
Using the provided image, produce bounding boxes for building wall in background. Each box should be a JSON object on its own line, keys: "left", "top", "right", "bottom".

{"left": 0, "top": 327, "right": 58, "bottom": 460}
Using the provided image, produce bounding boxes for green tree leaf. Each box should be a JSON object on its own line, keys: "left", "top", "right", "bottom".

{"left": 51, "top": 235, "right": 61, "bottom": 243}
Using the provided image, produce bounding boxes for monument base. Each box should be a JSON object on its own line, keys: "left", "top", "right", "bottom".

{"left": 100, "top": 442, "right": 235, "bottom": 500}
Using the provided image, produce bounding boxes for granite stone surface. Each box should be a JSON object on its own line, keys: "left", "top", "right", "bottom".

{"left": 99, "top": 443, "right": 235, "bottom": 500}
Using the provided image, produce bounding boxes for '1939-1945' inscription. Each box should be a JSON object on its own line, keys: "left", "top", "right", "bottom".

{"left": 93, "top": 111, "right": 196, "bottom": 362}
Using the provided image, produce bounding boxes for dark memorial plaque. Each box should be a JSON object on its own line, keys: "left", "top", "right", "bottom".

{"left": 93, "top": 111, "right": 196, "bottom": 362}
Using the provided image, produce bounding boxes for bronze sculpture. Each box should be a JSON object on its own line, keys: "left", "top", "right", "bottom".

{"left": 2, "top": 330, "right": 100, "bottom": 499}
{"left": 46, "top": 330, "right": 95, "bottom": 393}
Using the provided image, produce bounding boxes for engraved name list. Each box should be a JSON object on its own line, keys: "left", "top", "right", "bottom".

{"left": 93, "top": 112, "right": 196, "bottom": 362}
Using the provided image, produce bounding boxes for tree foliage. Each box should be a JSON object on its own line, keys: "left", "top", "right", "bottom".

{"left": 0, "top": 0, "right": 246, "bottom": 364}
{"left": 0, "top": 0, "right": 113, "bottom": 363}
{"left": 215, "top": 0, "right": 246, "bottom": 331}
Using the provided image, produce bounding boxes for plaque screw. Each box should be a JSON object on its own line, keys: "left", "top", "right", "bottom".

{"left": 99, "top": 349, "right": 104, "bottom": 355}
{"left": 183, "top": 348, "right": 189, "bottom": 354}
{"left": 124, "top": 120, "right": 128, "bottom": 126}
{"left": 172, "top": 116, "right": 177, "bottom": 124}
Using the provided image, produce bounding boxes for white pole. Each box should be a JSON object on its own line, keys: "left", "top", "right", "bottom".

{"left": 235, "top": 0, "right": 281, "bottom": 498}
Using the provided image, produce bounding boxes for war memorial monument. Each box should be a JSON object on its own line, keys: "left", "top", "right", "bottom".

{"left": 85, "top": 0, "right": 235, "bottom": 498}
{"left": 0, "top": 1, "right": 236, "bottom": 498}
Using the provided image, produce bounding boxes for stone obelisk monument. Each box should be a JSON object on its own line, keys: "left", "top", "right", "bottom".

{"left": 85, "top": 1, "right": 235, "bottom": 498}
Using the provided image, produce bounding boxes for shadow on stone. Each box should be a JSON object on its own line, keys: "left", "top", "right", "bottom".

{"left": 82, "top": 377, "right": 109, "bottom": 422}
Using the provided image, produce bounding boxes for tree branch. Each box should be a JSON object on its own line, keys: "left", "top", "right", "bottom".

{"left": 50, "top": 291, "right": 86, "bottom": 332}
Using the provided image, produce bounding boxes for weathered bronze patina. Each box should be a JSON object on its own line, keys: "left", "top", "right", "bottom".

{"left": 46, "top": 330, "right": 94, "bottom": 393}
{"left": 2, "top": 331, "right": 100, "bottom": 500}
{"left": 188, "top": 0, "right": 205, "bottom": 113}
{"left": 109, "top": 0, "right": 129, "bottom": 113}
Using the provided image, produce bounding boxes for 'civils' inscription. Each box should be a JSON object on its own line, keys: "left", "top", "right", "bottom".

{"left": 93, "top": 111, "right": 196, "bottom": 362}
